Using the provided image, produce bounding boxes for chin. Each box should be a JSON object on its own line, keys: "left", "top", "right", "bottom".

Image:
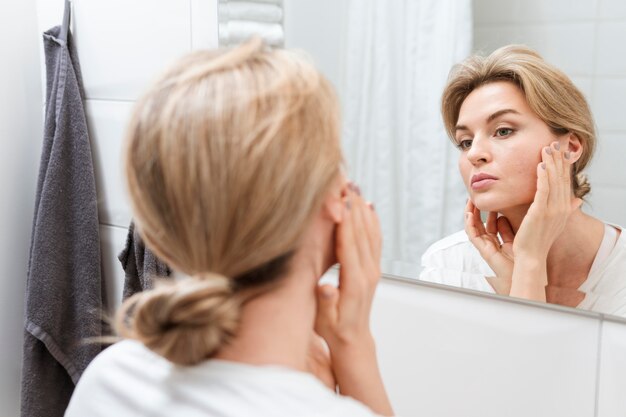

{"left": 471, "top": 191, "right": 534, "bottom": 214}
{"left": 470, "top": 193, "right": 511, "bottom": 213}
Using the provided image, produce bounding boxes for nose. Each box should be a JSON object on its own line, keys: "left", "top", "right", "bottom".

{"left": 466, "top": 135, "right": 491, "bottom": 166}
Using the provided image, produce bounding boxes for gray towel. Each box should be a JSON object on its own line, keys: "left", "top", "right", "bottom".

{"left": 118, "top": 222, "right": 171, "bottom": 299}
{"left": 21, "top": 6, "right": 102, "bottom": 417}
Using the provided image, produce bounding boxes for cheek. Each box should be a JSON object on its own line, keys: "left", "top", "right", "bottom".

{"left": 510, "top": 157, "right": 540, "bottom": 191}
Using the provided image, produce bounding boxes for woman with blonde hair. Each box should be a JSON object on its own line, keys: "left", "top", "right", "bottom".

{"left": 420, "top": 45, "right": 626, "bottom": 315}
{"left": 65, "top": 38, "right": 393, "bottom": 416}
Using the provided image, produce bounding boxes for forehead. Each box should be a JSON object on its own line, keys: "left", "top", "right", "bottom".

{"left": 457, "top": 81, "right": 532, "bottom": 124}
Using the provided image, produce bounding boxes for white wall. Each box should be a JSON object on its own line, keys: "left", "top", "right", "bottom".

{"left": 474, "top": 0, "right": 626, "bottom": 227}
{"left": 0, "top": 0, "right": 44, "bottom": 416}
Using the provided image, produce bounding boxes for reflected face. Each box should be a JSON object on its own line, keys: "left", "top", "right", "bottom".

{"left": 455, "top": 81, "right": 561, "bottom": 213}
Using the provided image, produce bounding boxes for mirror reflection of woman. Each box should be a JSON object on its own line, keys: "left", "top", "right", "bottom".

{"left": 65, "top": 39, "right": 393, "bottom": 416}
{"left": 420, "top": 45, "right": 626, "bottom": 315}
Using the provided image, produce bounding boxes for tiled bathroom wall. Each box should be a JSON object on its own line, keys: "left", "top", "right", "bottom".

{"left": 473, "top": 0, "right": 626, "bottom": 227}
{"left": 29, "top": 2, "right": 626, "bottom": 417}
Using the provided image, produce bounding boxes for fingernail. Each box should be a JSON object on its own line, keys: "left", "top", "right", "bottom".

{"left": 345, "top": 199, "right": 351, "bottom": 210}
{"left": 541, "top": 162, "right": 546, "bottom": 170}
{"left": 564, "top": 151, "right": 571, "bottom": 159}
{"left": 465, "top": 212, "right": 470, "bottom": 219}
{"left": 368, "top": 202, "right": 375, "bottom": 211}
{"left": 545, "top": 147, "right": 552, "bottom": 155}
{"left": 354, "top": 185, "right": 361, "bottom": 196}
{"left": 554, "top": 142, "right": 560, "bottom": 151}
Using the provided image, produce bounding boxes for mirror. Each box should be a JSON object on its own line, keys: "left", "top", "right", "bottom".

{"left": 283, "top": 0, "right": 626, "bottom": 318}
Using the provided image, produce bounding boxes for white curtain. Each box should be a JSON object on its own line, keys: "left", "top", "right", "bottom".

{"left": 340, "top": 0, "right": 472, "bottom": 275}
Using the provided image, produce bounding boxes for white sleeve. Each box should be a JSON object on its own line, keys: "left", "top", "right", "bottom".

{"left": 419, "top": 232, "right": 496, "bottom": 294}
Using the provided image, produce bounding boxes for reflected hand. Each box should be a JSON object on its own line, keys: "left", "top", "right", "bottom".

{"left": 514, "top": 141, "right": 582, "bottom": 262}
{"left": 510, "top": 141, "right": 582, "bottom": 300}
{"left": 464, "top": 199, "right": 515, "bottom": 294}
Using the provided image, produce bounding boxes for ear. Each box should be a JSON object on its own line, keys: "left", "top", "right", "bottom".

{"left": 321, "top": 175, "right": 347, "bottom": 224}
{"left": 560, "top": 133, "right": 583, "bottom": 163}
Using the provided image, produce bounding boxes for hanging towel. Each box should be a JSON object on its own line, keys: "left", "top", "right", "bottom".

{"left": 118, "top": 222, "right": 171, "bottom": 299}
{"left": 21, "top": 2, "right": 102, "bottom": 417}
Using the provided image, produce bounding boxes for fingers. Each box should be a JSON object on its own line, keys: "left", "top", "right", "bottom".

{"left": 540, "top": 140, "right": 577, "bottom": 212}
{"left": 486, "top": 211, "right": 498, "bottom": 236}
{"left": 347, "top": 183, "right": 381, "bottom": 271}
{"left": 497, "top": 216, "right": 515, "bottom": 244}
{"left": 464, "top": 200, "right": 479, "bottom": 239}
{"left": 464, "top": 200, "right": 487, "bottom": 240}
{"left": 535, "top": 159, "right": 549, "bottom": 207}
{"left": 347, "top": 185, "right": 369, "bottom": 264}
{"left": 541, "top": 144, "right": 557, "bottom": 206}
{"left": 336, "top": 183, "right": 381, "bottom": 309}
{"left": 336, "top": 187, "right": 359, "bottom": 286}
{"left": 315, "top": 284, "right": 339, "bottom": 335}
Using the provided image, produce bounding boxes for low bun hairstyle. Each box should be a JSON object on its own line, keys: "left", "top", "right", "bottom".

{"left": 441, "top": 45, "right": 597, "bottom": 199}
{"left": 116, "top": 38, "right": 343, "bottom": 365}
{"left": 116, "top": 275, "right": 238, "bottom": 366}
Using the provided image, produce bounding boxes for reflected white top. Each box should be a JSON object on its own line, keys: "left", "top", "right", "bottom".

{"left": 65, "top": 340, "right": 381, "bottom": 417}
{"left": 419, "top": 224, "right": 626, "bottom": 317}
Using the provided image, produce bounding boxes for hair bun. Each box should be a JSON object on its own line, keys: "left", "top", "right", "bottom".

{"left": 574, "top": 172, "right": 591, "bottom": 199}
{"left": 116, "top": 273, "right": 240, "bottom": 366}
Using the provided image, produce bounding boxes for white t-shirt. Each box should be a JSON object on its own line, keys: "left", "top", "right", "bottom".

{"left": 65, "top": 340, "right": 382, "bottom": 417}
{"left": 419, "top": 224, "right": 626, "bottom": 317}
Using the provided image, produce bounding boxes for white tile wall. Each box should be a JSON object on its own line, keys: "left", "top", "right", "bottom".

{"left": 514, "top": 0, "right": 599, "bottom": 23}
{"left": 85, "top": 100, "right": 134, "bottom": 228}
{"left": 100, "top": 225, "right": 129, "bottom": 314}
{"left": 598, "top": 0, "right": 626, "bottom": 19}
{"left": 73, "top": 0, "right": 193, "bottom": 101}
{"left": 586, "top": 185, "right": 626, "bottom": 226}
{"left": 597, "top": 319, "right": 626, "bottom": 417}
{"left": 521, "top": 23, "right": 595, "bottom": 76}
{"left": 587, "top": 132, "right": 626, "bottom": 187}
{"left": 596, "top": 22, "right": 626, "bottom": 76}
{"left": 592, "top": 78, "right": 626, "bottom": 131}
{"left": 473, "top": 0, "right": 626, "bottom": 227}
{"left": 372, "top": 277, "right": 600, "bottom": 417}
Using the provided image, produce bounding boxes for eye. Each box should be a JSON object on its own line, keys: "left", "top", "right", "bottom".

{"left": 495, "top": 127, "right": 514, "bottom": 137}
{"left": 457, "top": 139, "right": 472, "bottom": 150}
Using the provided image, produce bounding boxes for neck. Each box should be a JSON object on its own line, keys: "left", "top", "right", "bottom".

{"left": 214, "top": 251, "right": 330, "bottom": 371}
{"left": 500, "top": 205, "right": 605, "bottom": 284}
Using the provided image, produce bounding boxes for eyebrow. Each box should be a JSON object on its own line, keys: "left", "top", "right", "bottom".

{"left": 454, "top": 108, "right": 522, "bottom": 134}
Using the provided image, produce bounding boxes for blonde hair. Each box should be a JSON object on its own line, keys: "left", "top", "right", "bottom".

{"left": 441, "top": 45, "right": 596, "bottom": 199}
{"left": 116, "top": 38, "right": 342, "bottom": 365}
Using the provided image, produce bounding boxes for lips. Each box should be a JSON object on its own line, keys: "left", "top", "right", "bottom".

{"left": 471, "top": 173, "right": 498, "bottom": 190}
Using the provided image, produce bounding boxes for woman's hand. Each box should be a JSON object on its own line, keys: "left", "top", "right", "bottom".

{"left": 510, "top": 141, "right": 582, "bottom": 300}
{"left": 305, "top": 332, "right": 336, "bottom": 391}
{"left": 314, "top": 183, "right": 393, "bottom": 416}
{"left": 314, "top": 183, "right": 381, "bottom": 347}
{"left": 464, "top": 200, "right": 515, "bottom": 294}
